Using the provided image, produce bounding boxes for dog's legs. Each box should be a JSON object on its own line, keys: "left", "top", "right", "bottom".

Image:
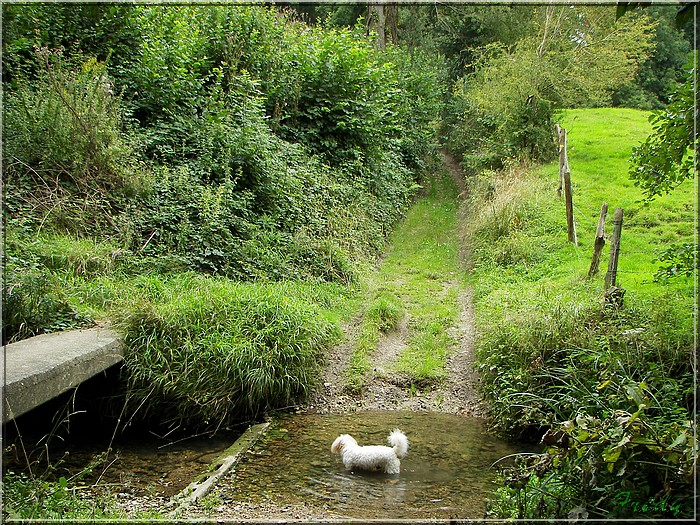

{"left": 384, "top": 457, "right": 400, "bottom": 475}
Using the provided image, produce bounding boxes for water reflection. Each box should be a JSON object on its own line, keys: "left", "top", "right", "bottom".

{"left": 222, "top": 410, "right": 532, "bottom": 519}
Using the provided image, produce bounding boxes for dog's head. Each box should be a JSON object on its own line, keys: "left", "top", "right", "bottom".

{"left": 331, "top": 434, "right": 356, "bottom": 454}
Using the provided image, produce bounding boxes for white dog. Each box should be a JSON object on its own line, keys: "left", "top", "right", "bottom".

{"left": 331, "top": 428, "right": 408, "bottom": 474}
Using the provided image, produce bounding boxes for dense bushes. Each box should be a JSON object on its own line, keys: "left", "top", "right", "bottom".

{"left": 2, "top": 4, "right": 444, "bottom": 345}
{"left": 1, "top": 262, "right": 91, "bottom": 345}
{"left": 479, "top": 294, "right": 695, "bottom": 519}
{"left": 1, "top": 4, "right": 444, "bottom": 432}
{"left": 2, "top": 50, "right": 142, "bottom": 236}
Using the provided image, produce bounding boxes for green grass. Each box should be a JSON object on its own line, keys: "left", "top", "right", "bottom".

{"left": 345, "top": 165, "right": 467, "bottom": 389}
{"left": 69, "top": 273, "right": 347, "bottom": 428}
{"left": 549, "top": 108, "right": 695, "bottom": 294}
{"left": 1, "top": 471, "right": 167, "bottom": 520}
{"left": 465, "top": 108, "right": 696, "bottom": 519}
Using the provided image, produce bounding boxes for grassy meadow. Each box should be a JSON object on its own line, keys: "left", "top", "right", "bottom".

{"left": 463, "top": 107, "right": 695, "bottom": 518}
{"left": 550, "top": 108, "right": 695, "bottom": 294}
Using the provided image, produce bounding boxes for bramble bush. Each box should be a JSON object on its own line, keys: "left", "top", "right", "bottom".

{"left": 3, "top": 4, "right": 443, "bottom": 286}
{"left": 2, "top": 49, "right": 142, "bottom": 236}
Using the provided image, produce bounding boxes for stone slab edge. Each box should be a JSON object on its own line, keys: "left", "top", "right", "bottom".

{"left": 2, "top": 328, "right": 123, "bottom": 423}
{"left": 171, "top": 421, "right": 272, "bottom": 509}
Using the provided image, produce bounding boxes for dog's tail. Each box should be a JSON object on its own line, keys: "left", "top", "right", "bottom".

{"left": 388, "top": 428, "right": 408, "bottom": 458}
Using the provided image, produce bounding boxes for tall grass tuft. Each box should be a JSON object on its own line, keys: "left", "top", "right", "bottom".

{"left": 115, "top": 274, "right": 341, "bottom": 428}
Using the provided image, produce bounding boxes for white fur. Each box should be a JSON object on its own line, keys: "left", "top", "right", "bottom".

{"left": 331, "top": 428, "right": 408, "bottom": 474}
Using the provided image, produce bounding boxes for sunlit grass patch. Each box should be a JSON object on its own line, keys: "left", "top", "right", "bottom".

{"left": 345, "top": 165, "right": 467, "bottom": 389}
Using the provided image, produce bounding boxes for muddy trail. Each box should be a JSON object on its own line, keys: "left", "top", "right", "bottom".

{"left": 307, "top": 152, "right": 483, "bottom": 417}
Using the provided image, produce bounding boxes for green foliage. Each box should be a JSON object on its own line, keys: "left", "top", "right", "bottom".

{"left": 447, "top": 41, "right": 560, "bottom": 171}
{"left": 443, "top": 6, "right": 656, "bottom": 173}
{"left": 487, "top": 336, "right": 695, "bottom": 519}
{"left": 2, "top": 239, "right": 93, "bottom": 344}
{"left": 465, "top": 109, "right": 695, "bottom": 518}
{"left": 1, "top": 467, "right": 165, "bottom": 520}
{"left": 115, "top": 275, "right": 341, "bottom": 428}
{"left": 2, "top": 50, "right": 141, "bottom": 235}
{"left": 1, "top": 3, "right": 140, "bottom": 83}
{"left": 3, "top": 4, "right": 440, "bottom": 297}
{"left": 653, "top": 243, "right": 698, "bottom": 282}
{"left": 611, "top": 6, "right": 692, "bottom": 109}
{"left": 121, "top": 5, "right": 214, "bottom": 126}
{"left": 1, "top": 472, "right": 122, "bottom": 520}
{"left": 629, "top": 58, "right": 697, "bottom": 200}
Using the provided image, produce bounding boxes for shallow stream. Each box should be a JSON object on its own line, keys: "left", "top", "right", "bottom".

{"left": 211, "top": 410, "right": 535, "bottom": 520}
{"left": 3, "top": 383, "right": 535, "bottom": 520}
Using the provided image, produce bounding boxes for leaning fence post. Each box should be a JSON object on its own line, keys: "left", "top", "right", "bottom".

{"left": 588, "top": 202, "right": 608, "bottom": 277}
{"left": 604, "top": 207, "right": 624, "bottom": 289}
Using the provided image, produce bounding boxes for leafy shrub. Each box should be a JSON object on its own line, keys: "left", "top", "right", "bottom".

{"left": 489, "top": 375, "right": 695, "bottom": 519}
{"left": 2, "top": 50, "right": 140, "bottom": 235}
{"left": 654, "top": 243, "right": 698, "bottom": 281}
{"left": 478, "top": 292, "right": 695, "bottom": 518}
{"left": 1, "top": 472, "right": 124, "bottom": 520}
{"left": 3, "top": 5, "right": 440, "bottom": 289}
{"left": 629, "top": 59, "right": 697, "bottom": 201}
{"left": 443, "top": 43, "right": 559, "bottom": 174}
{"left": 2, "top": 254, "right": 92, "bottom": 345}
{"left": 116, "top": 275, "right": 341, "bottom": 428}
{"left": 272, "top": 24, "right": 395, "bottom": 166}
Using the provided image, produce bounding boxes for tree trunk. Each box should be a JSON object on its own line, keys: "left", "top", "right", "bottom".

{"left": 368, "top": 1, "right": 387, "bottom": 50}
{"left": 368, "top": 1, "right": 398, "bottom": 49}
{"left": 386, "top": 2, "right": 398, "bottom": 45}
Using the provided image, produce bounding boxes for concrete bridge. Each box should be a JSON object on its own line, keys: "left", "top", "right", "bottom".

{"left": 1, "top": 327, "right": 123, "bottom": 423}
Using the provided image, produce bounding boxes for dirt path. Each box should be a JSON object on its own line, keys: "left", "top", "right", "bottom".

{"left": 306, "top": 152, "right": 483, "bottom": 417}
{"left": 174, "top": 153, "right": 485, "bottom": 522}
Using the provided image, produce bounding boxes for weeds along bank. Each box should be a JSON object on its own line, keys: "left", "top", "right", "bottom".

{"left": 2, "top": 5, "right": 444, "bottom": 425}
{"left": 458, "top": 108, "right": 695, "bottom": 519}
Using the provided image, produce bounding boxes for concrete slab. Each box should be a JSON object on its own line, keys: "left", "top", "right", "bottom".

{"left": 1, "top": 327, "right": 123, "bottom": 423}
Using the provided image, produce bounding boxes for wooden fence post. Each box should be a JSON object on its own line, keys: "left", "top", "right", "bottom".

{"left": 588, "top": 202, "right": 608, "bottom": 277}
{"left": 556, "top": 124, "right": 567, "bottom": 198}
{"left": 604, "top": 207, "right": 624, "bottom": 289}
{"left": 556, "top": 125, "right": 577, "bottom": 245}
{"left": 564, "top": 171, "right": 577, "bottom": 245}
